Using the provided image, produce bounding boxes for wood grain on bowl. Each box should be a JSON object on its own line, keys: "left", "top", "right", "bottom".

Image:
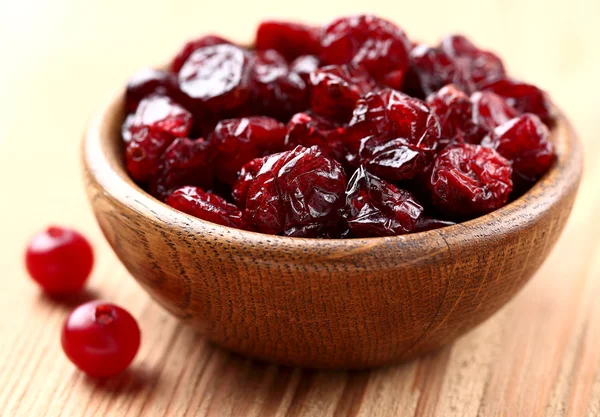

{"left": 83, "top": 93, "right": 582, "bottom": 369}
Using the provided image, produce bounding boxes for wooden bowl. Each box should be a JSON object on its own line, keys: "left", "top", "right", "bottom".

{"left": 83, "top": 94, "right": 582, "bottom": 369}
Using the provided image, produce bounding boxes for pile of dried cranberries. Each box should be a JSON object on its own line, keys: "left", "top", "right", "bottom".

{"left": 122, "top": 15, "right": 556, "bottom": 238}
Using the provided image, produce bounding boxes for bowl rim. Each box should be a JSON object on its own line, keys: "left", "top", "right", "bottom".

{"left": 83, "top": 91, "right": 583, "bottom": 251}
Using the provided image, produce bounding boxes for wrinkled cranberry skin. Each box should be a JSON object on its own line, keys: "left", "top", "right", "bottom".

{"left": 482, "top": 113, "right": 555, "bottom": 183}
{"left": 125, "top": 129, "right": 175, "bottom": 182}
{"left": 208, "top": 116, "right": 287, "bottom": 184}
{"left": 125, "top": 95, "right": 192, "bottom": 139}
{"left": 250, "top": 50, "right": 309, "bottom": 121}
{"left": 25, "top": 227, "right": 94, "bottom": 294}
{"left": 482, "top": 78, "right": 554, "bottom": 126}
{"left": 284, "top": 112, "right": 346, "bottom": 160}
{"left": 290, "top": 55, "right": 320, "bottom": 84}
{"left": 344, "top": 167, "right": 423, "bottom": 237}
{"left": 426, "top": 84, "right": 478, "bottom": 146}
{"left": 242, "top": 146, "right": 347, "bottom": 237}
{"left": 167, "top": 186, "right": 247, "bottom": 229}
{"left": 320, "top": 15, "right": 410, "bottom": 89}
{"left": 150, "top": 138, "right": 213, "bottom": 201}
{"left": 470, "top": 91, "right": 519, "bottom": 140}
{"left": 256, "top": 21, "right": 321, "bottom": 61}
{"left": 178, "top": 44, "right": 251, "bottom": 112}
{"left": 310, "top": 64, "right": 377, "bottom": 122}
{"left": 125, "top": 69, "right": 183, "bottom": 113}
{"left": 347, "top": 89, "right": 441, "bottom": 181}
{"left": 232, "top": 158, "right": 265, "bottom": 208}
{"left": 171, "top": 35, "right": 231, "bottom": 73}
{"left": 428, "top": 144, "right": 513, "bottom": 218}
{"left": 61, "top": 301, "right": 140, "bottom": 378}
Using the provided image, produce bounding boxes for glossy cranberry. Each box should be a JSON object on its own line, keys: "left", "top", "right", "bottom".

{"left": 171, "top": 35, "right": 231, "bottom": 73}
{"left": 343, "top": 167, "right": 423, "bottom": 237}
{"left": 125, "top": 69, "right": 182, "bottom": 113}
{"left": 347, "top": 89, "right": 441, "bottom": 181}
{"left": 284, "top": 112, "right": 346, "bottom": 160}
{"left": 125, "top": 129, "right": 174, "bottom": 182}
{"left": 178, "top": 44, "right": 251, "bottom": 112}
{"left": 482, "top": 78, "right": 555, "bottom": 126}
{"left": 415, "top": 216, "right": 456, "bottom": 232}
{"left": 320, "top": 15, "right": 410, "bottom": 89}
{"left": 150, "top": 138, "right": 213, "bottom": 201}
{"left": 242, "top": 146, "right": 347, "bottom": 237}
{"left": 25, "top": 227, "right": 94, "bottom": 294}
{"left": 310, "top": 64, "right": 377, "bottom": 122}
{"left": 428, "top": 144, "right": 513, "bottom": 218}
{"left": 167, "top": 186, "right": 247, "bottom": 229}
{"left": 208, "top": 116, "right": 286, "bottom": 184}
{"left": 124, "top": 95, "right": 192, "bottom": 140}
{"left": 61, "top": 301, "right": 140, "bottom": 377}
{"left": 290, "top": 55, "right": 320, "bottom": 84}
{"left": 232, "top": 157, "right": 265, "bottom": 208}
{"left": 256, "top": 20, "right": 321, "bottom": 61}
{"left": 482, "top": 114, "right": 555, "bottom": 183}
{"left": 426, "top": 84, "right": 478, "bottom": 146}
{"left": 470, "top": 91, "right": 519, "bottom": 139}
{"left": 250, "top": 50, "right": 309, "bottom": 120}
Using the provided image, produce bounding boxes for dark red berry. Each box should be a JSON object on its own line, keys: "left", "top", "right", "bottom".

{"left": 310, "top": 64, "right": 377, "bottom": 122}
{"left": 125, "top": 129, "right": 174, "bottom": 182}
{"left": 320, "top": 15, "right": 410, "bottom": 89}
{"left": 167, "top": 186, "right": 247, "bottom": 229}
{"left": 428, "top": 144, "right": 513, "bottom": 218}
{"left": 171, "top": 35, "right": 231, "bottom": 73}
{"left": 284, "top": 112, "right": 346, "bottom": 160}
{"left": 61, "top": 301, "right": 140, "bottom": 377}
{"left": 25, "top": 227, "right": 94, "bottom": 294}
{"left": 150, "top": 138, "right": 213, "bottom": 201}
{"left": 178, "top": 44, "right": 251, "bottom": 112}
{"left": 482, "top": 113, "right": 555, "bottom": 183}
{"left": 232, "top": 157, "right": 265, "bottom": 208}
{"left": 125, "top": 69, "right": 182, "bottom": 113}
{"left": 426, "top": 84, "right": 480, "bottom": 145}
{"left": 290, "top": 55, "right": 320, "bottom": 84}
{"left": 347, "top": 88, "right": 441, "bottom": 181}
{"left": 344, "top": 167, "right": 423, "bottom": 237}
{"left": 255, "top": 20, "right": 321, "bottom": 61}
{"left": 470, "top": 91, "right": 519, "bottom": 139}
{"left": 242, "top": 146, "right": 347, "bottom": 237}
{"left": 482, "top": 78, "right": 554, "bottom": 126}
{"left": 415, "top": 216, "right": 456, "bottom": 232}
{"left": 208, "top": 116, "right": 287, "bottom": 184}
{"left": 125, "top": 95, "right": 193, "bottom": 140}
{"left": 250, "top": 50, "right": 309, "bottom": 120}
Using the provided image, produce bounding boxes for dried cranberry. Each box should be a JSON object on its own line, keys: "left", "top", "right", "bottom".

{"left": 167, "top": 186, "right": 247, "bottom": 229}
{"left": 150, "top": 138, "right": 213, "bottom": 201}
{"left": 232, "top": 157, "right": 265, "bottom": 208}
{"left": 249, "top": 50, "right": 309, "bottom": 120}
{"left": 414, "top": 216, "right": 456, "bottom": 232}
{"left": 208, "top": 116, "right": 286, "bottom": 184}
{"left": 470, "top": 91, "right": 519, "bottom": 138}
{"left": 124, "top": 95, "right": 192, "bottom": 140}
{"left": 171, "top": 35, "right": 231, "bottom": 73}
{"left": 125, "top": 129, "right": 174, "bottom": 182}
{"left": 320, "top": 15, "right": 410, "bottom": 89}
{"left": 178, "top": 44, "right": 251, "bottom": 112}
{"left": 482, "top": 114, "right": 555, "bottom": 184}
{"left": 482, "top": 78, "right": 554, "bottom": 126}
{"left": 256, "top": 21, "right": 321, "bottom": 61}
{"left": 242, "top": 146, "right": 347, "bottom": 237}
{"left": 428, "top": 144, "right": 513, "bottom": 218}
{"left": 310, "top": 64, "right": 377, "bottom": 122}
{"left": 290, "top": 55, "right": 320, "bottom": 84}
{"left": 284, "top": 112, "right": 346, "bottom": 160}
{"left": 125, "top": 69, "right": 183, "bottom": 113}
{"left": 347, "top": 89, "right": 441, "bottom": 181}
{"left": 343, "top": 167, "right": 423, "bottom": 237}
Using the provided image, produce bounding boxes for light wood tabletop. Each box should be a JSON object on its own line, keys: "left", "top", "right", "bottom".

{"left": 1, "top": 0, "right": 599, "bottom": 416}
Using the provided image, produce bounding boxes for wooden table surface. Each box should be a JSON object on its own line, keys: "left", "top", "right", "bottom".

{"left": 1, "top": 0, "right": 599, "bottom": 415}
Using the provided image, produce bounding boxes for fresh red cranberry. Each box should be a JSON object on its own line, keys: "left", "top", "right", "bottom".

{"left": 290, "top": 55, "right": 320, "bottom": 84}
{"left": 208, "top": 116, "right": 287, "bottom": 184}
{"left": 470, "top": 91, "right": 519, "bottom": 138}
{"left": 249, "top": 50, "right": 309, "bottom": 121}
{"left": 310, "top": 64, "right": 377, "bottom": 122}
{"left": 347, "top": 89, "right": 441, "bottom": 181}
{"left": 482, "top": 78, "right": 555, "bottom": 126}
{"left": 255, "top": 20, "right": 321, "bottom": 61}
{"left": 150, "top": 138, "right": 213, "bottom": 201}
{"left": 124, "top": 95, "right": 192, "bottom": 140}
{"left": 171, "top": 35, "right": 231, "bottom": 73}
{"left": 125, "top": 69, "right": 182, "bottom": 113}
{"left": 178, "top": 44, "right": 251, "bottom": 112}
{"left": 284, "top": 112, "right": 346, "bottom": 160}
{"left": 25, "top": 227, "right": 94, "bottom": 294}
{"left": 344, "top": 167, "right": 423, "bottom": 237}
{"left": 482, "top": 114, "right": 555, "bottom": 183}
{"left": 167, "top": 186, "right": 247, "bottom": 229}
{"left": 415, "top": 216, "right": 456, "bottom": 232}
{"left": 125, "top": 129, "right": 174, "bottom": 182}
{"left": 428, "top": 144, "right": 513, "bottom": 218}
{"left": 320, "top": 15, "right": 410, "bottom": 89}
{"left": 242, "top": 146, "right": 347, "bottom": 237}
{"left": 61, "top": 301, "right": 140, "bottom": 377}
